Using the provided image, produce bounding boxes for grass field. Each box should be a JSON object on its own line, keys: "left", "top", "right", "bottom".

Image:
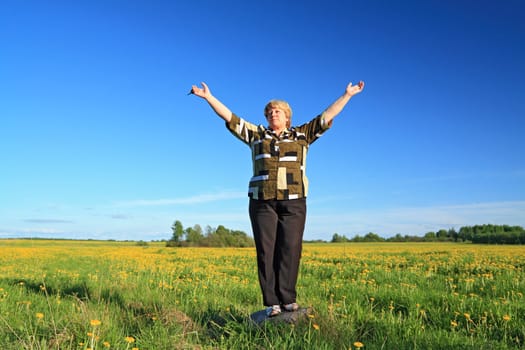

{"left": 0, "top": 240, "right": 524, "bottom": 349}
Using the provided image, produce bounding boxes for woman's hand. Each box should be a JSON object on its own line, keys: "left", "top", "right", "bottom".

{"left": 346, "top": 81, "right": 365, "bottom": 97}
{"left": 189, "top": 81, "right": 233, "bottom": 122}
{"left": 190, "top": 82, "right": 212, "bottom": 99}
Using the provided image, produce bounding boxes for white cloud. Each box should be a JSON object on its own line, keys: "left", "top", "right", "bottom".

{"left": 0, "top": 227, "right": 68, "bottom": 237}
{"left": 2, "top": 200, "right": 523, "bottom": 242}
{"left": 23, "top": 219, "right": 74, "bottom": 224}
{"left": 110, "top": 214, "right": 131, "bottom": 220}
{"left": 114, "top": 191, "right": 246, "bottom": 207}
{"left": 306, "top": 200, "right": 525, "bottom": 239}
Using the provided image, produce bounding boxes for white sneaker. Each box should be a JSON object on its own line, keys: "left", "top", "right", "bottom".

{"left": 266, "top": 304, "right": 282, "bottom": 317}
{"left": 283, "top": 302, "right": 299, "bottom": 312}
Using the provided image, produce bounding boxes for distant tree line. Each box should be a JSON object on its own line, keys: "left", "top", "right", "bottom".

{"left": 457, "top": 224, "right": 525, "bottom": 244}
{"left": 331, "top": 224, "right": 525, "bottom": 244}
{"left": 167, "top": 220, "right": 254, "bottom": 247}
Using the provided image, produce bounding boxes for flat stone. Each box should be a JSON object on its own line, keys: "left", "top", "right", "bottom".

{"left": 249, "top": 307, "right": 312, "bottom": 326}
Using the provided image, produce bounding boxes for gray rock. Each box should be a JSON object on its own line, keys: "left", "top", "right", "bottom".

{"left": 249, "top": 307, "right": 312, "bottom": 326}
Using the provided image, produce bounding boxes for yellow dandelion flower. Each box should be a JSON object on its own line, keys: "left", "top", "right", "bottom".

{"left": 450, "top": 320, "right": 458, "bottom": 327}
{"left": 503, "top": 314, "right": 511, "bottom": 321}
{"left": 125, "top": 336, "right": 135, "bottom": 343}
{"left": 353, "top": 341, "right": 364, "bottom": 348}
{"left": 312, "top": 323, "right": 320, "bottom": 330}
{"left": 464, "top": 313, "right": 470, "bottom": 320}
{"left": 35, "top": 312, "right": 44, "bottom": 319}
{"left": 90, "top": 319, "right": 102, "bottom": 326}
{"left": 103, "top": 341, "right": 110, "bottom": 348}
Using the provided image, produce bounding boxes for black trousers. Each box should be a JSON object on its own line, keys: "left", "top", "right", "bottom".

{"left": 249, "top": 198, "right": 306, "bottom": 306}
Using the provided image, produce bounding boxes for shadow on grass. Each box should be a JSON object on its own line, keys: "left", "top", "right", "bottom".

{"left": 0, "top": 278, "right": 276, "bottom": 346}
{"left": 3, "top": 278, "right": 91, "bottom": 300}
{"left": 194, "top": 306, "right": 275, "bottom": 342}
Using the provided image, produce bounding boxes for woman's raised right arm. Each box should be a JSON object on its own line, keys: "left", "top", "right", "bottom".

{"left": 190, "top": 82, "right": 233, "bottom": 122}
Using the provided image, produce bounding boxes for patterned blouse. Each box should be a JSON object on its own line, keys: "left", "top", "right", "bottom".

{"left": 226, "top": 113, "right": 332, "bottom": 200}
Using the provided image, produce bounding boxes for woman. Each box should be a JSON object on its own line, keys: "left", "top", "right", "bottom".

{"left": 190, "top": 80, "right": 364, "bottom": 316}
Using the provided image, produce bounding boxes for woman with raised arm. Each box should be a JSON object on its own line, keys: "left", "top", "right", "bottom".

{"left": 190, "top": 80, "right": 364, "bottom": 317}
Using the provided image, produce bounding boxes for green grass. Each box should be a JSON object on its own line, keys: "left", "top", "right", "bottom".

{"left": 0, "top": 240, "right": 524, "bottom": 349}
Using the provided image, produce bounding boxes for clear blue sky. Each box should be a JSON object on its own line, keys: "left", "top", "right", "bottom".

{"left": 1, "top": 0, "right": 524, "bottom": 241}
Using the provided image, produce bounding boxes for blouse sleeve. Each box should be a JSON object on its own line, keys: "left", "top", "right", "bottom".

{"left": 294, "top": 112, "right": 332, "bottom": 144}
{"left": 225, "top": 113, "right": 263, "bottom": 145}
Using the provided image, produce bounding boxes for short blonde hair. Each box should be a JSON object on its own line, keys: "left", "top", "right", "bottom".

{"left": 264, "top": 100, "right": 292, "bottom": 128}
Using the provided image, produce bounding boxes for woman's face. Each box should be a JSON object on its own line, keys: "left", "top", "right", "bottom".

{"left": 266, "top": 107, "right": 288, "bottom": 132}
